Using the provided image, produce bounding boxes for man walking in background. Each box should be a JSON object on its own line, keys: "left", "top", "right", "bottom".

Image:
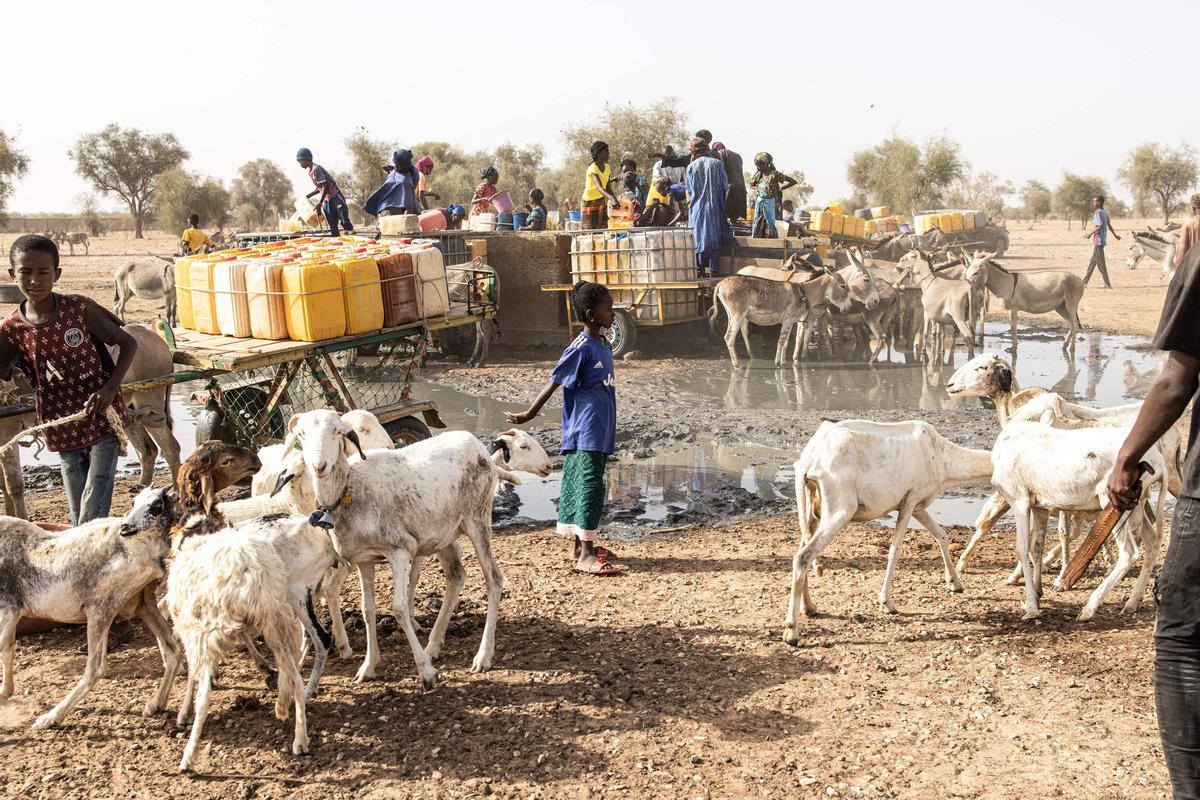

{"left": 1083, "top": 194, "right": 1120, "bottom": 288}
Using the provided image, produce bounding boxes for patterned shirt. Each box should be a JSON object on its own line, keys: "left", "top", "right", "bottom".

{"left": 0, "top": 294, "right": 125, "bottom": 452}
{"left": 472, "top": 182, "right": 499, "bottom": 216}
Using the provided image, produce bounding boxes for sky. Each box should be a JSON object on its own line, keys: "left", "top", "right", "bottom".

{"left": 4, "top": 0, "right": 1197, "bottom": 214}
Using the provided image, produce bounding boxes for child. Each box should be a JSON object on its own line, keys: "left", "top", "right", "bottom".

{"left": 505, "top": 282, "right": 620, "bottom": 576}
{"left": 1, "top": 235, "right": 139, "bottom": 647}
{"left": 180, "top": 214, "right": 214, "bottom": 254}
{"left": 522, "top": 189, "right": 547, "bottom": 231}
{"left": 471, "top": 166, "right": 500, "bottom": 218}
{"left": 296, "top": 147, "right": 354, "bottom": 236}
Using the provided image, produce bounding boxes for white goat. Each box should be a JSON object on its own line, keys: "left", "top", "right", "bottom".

{"left": 990, "top": 420, "right": 1166, "bottom": 621}
{"left": 283, "top": 411, "right": 551, "bottom": 688}
{"left": 251, "top": 408, "right": 393, "bottom": 497}
{"left": 167, "top": 515, "right": 312, "bottom": 772}
{"left": 0, "top": 488, "right": 181, "bottom": 727}
{"left": 783, "top": 420, "right": 993, "bottom": 645}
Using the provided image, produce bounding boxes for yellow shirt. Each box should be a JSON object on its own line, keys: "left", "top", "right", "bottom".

{"left": 646, "top": 185, "right": 669, "bottom": 207}
{"left": 581, "top": 163, "right": 611, "bottom": 203}
{"left": 181, "top": 227, "right": 214, "bottom": 254}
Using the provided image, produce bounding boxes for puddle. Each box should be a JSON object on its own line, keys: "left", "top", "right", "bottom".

{"left": 11, "top": 321, "right": 1168, "bottom": 534}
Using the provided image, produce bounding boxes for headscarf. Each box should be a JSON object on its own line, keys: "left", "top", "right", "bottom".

{"left": 711, "top": 141, "right": 726, "bottom": 153}
{"left": 688, "top": 137, "right": 710, "bottom": 159}
{"left": 480, "top": 165, "right": 498, "bottom": 180}
{"left": 392, "top": 149, "right": 414, "bottom": 171}
{"left": 590, "top": 140, "right": 609, "bottom": 162}
{"left": 754, "top": 152, "right": 774, "bottom": 170}
{"left": 295, "top": 147, "right": 313, "bottom": 161}
{"left": 416, "top": 155, "right": 434, "bottom": 174}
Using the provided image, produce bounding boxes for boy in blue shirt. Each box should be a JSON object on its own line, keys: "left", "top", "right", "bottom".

{"left": 506, "top": 281, "right": 620, "bottom": 575}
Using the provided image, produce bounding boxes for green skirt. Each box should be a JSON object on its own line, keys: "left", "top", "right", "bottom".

{"left": 557, "top": 450, "right": 608, "bottom": 540}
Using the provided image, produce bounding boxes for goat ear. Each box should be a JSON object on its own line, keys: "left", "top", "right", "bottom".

{"left": 345, "top": 429, "right": 366, "bottom": 460}
{"left": 994, "top": 363, "right": 1013, "bottom": 393}
{"left": 199, "top": 473, "right": 216, "bottom": 515}
{"left": 270, "top": 470, "right": 296, "bottom": 498}
{"left": 287, "top": 413, "right": 301, "bottom": 433}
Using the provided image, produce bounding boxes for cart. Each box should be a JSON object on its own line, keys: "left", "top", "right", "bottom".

{"left": 541, "top": 276, "right": 722, "bottom": 359}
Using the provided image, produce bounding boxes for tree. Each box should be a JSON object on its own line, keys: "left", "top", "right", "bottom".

{"left": 70, "top": 125, "right": 188, "bottom": 238}
{"left": 1117, "top": 143, "right": 1198, "bottom": 224}
{"left": 152, "top": 168, "right": 230, "bottom": 233}
{"left": 339, "top": 132, "right": 393, "bottom": 223}
{"left": 230, "top": 159, "right": 293, "bottom": 229}
{"left": 846, "top": 135, "right": 967, "bottom": 213}
{"left": 76, "top": 194, "right": 104, "bottom": 237}
{"left": 945, "top": 171, "right": 1015, "bottom": 219}
{"left": 1020, "top": 180, "right": 1052, "bottom": 221}
{"left": 781, "top": 170, "right": 815, "bottom": 208}
{"left": 0, "top": 130, "right": 30, "bottom": 226}
{"left": 1053, "top": 173, "right": 1110, "bottom": 229}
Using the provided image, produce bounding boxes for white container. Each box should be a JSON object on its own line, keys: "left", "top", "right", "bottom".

{"left": 409, "top": 246, "right": 449, "bottom": 319}
{"left": 214, "top": 260, "right": 252, "bottom": 338}
{"left": 380, "top": 214, "right": 420, "bottom": 235}
{"left": 469, "top": 213, "right": 497, "bottom": 232}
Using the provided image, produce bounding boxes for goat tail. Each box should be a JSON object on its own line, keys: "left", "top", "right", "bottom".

{"left": 495, "top": 466, "right": 523, "bottom": 486}
{"left": 795, "top": 461, "right": 820, "bottom": 547}
{"left": 707, "top": 284, "right": 722, "bottom": 334}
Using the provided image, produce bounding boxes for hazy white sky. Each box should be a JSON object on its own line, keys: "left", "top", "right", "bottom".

{"left": 5, "top": 0, "right": 1196, "bottom": 213}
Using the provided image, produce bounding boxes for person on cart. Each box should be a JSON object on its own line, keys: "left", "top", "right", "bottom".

{"left": 296, "top": 147, "right": 354, "bottom": 236}
{"left": 363, "top": 149, "right": 422, "bottom": 219}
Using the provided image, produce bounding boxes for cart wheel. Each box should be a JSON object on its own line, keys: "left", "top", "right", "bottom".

{"left": 195, "top": 386, "right": 285, "bottom": 447}
{"left": 437, "top": 325, "right": 476, "bottom": 358}
{"left": 605, "top": 309, "right": 638, "bottom": 359}
{"left": 385, "top": 415, "right": 432, "bottom": 447}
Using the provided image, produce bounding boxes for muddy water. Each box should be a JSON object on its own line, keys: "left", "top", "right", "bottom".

{"left": 15, "top": 322, "right": 1167, "bottom": 532}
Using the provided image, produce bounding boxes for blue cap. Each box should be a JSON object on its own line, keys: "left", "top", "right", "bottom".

{"left": 295, "top": 147, "right": 313, "bottom": 161}
{"left": 447, "top": 204, "right": 466, "bottom": 217}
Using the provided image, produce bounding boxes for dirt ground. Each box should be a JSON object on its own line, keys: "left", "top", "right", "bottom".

{"left": 0, "top": 223, "right": 1180, "bottom": 798}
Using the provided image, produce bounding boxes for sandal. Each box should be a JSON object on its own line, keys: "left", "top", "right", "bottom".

{"left": 569, "top": 546, "right": 616, "bottom": 563}
{"left": 574, "top": 560, "right": 622, "bottom": 576}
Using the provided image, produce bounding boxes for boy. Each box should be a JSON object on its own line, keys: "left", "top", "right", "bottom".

{"left": 180, "top": 214, "right": 214, "bottom": 254}
{"left": 2, "top": 235, "right": 138, "bottom": 647}
{"left": 522, "top": 189, "right": 547, "bottom": 231}
{"left": 296, "top": 147, "right": 354, "bottom": 237}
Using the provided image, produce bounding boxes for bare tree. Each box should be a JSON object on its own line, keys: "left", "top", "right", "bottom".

{"left": 0, "top": 130, "right": 30, "bottom": 226}
{"left": 1118, "top": 143, "right": 1198, "bottom": 224}
{"left": 230, "top": 159, "right": 293, "bottom": 228}
{"left": 70, "top": 124, "right": 188, "bottom": 238}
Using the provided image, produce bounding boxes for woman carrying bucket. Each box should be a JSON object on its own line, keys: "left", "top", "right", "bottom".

{"left": 580, "top": 141, "right": 620, "bottom": 230}
{"left": 470, "top": 166, "right": 500, "bottom": 218}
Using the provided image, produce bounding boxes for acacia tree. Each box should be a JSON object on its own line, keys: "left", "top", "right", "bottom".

{"left": 339, "top": 132, "right": 393, "bottom": 222}
{"left": 1020, "top": 180, "right": 1052, "bottom": 221}
{"left": 75, "top": 194, "right": 104, "bottom": 237}
{"left": 0, "top": 130, "right": 30, "bottom": 225}
{"left": 230, "top": 159, "right": 293, "bottom": 228}
{"left": 847, "top": 135, "right": 967, "bottom": 213}
{"left": 70, "top": 124, "right": 188, "bottom": 238}
{"left": 946, "top": 171, "right": 1015, "bottom": 218}
{"left": 153, "top": 168, "right": 230, "bottom": 233}
{"left": 1053, "top": 173, "right": 1110, "bottom": 229}
{"left": 1118, "top": 143, "right": 1198, "bottom": 224}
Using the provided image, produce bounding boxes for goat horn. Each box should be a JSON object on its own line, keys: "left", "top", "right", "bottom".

{"left": 270, "top": 471, "right": 296, "bottom": 498}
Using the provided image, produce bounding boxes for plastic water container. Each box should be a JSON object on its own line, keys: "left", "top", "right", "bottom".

{"left": 335, "top": 256, "right": 384, "bottom": 335}
{"left": 871, "top": 206, "right": 890, "bottom": 218}
{"left": 410, "top": 246, "right": 449, "bottom": 319}
{"left": 245, "top": 260, "right": 288, "bottom": 340}
{"left": 511, "top": 211, "right": 529, "bottom": 231}
{"left": 490, "top": 190, "right": 515, "bottom": 213}
{"left": 214, "top": 260, "right": 252, "bottom": 338}
{"left": 379, "top": 214, "right": 420, "bottom": 235}
{"left": 568, "top": 210, "right": 582, "bottom": 222}
{"left": 419, "top": 209, "right": 447, "bottom": 232}
{"left": 189, "top": 256, "right": 225, "bottom": 335}
{"left": 826, "top": 201, "right": 844, "bottom": 215}
{"left": 830, "top": 214, "right": 845, "bottom": 235}
{"left": 173, "top": 256, "right": 195, "bottom": 330}
{"left": 962, "top": 211, "right": 976, "bottom": 231}
{"left": 949, "top": 212, "right": 964, "bottom": 232}
{"left": 864, "top": 219, "right": 878, "bottom": 235}
{"left": 809, "top": 211, "right": 832, "bottom": 233}
{"left": 282, "top": 262, "right": 347, "bottom": 342}
{"left": 470, "top": 213, "right": 497, "bottom": 232}
{"left": 377, "top": 252, "right": 420, "bottom": 328}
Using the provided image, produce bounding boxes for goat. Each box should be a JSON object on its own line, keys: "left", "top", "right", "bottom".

{"left": 0, "top": 487, "right": 181, "bottom": 727}
{"left": 946, "top": 353, "right": 1183, "bottom": 582}
{"left": 783, "top": 420, "right": 993, "bottom": 645}
{"left": 251, "top": 408, "right": 393, "bottom": 498}
{"left": 282, "top": 411, "right": 550, "bottom": 687}
{"left": 166, "top": 515, "right": 312, "bottom": 771}
{"left": 990, "top": 420, "right": 1166, "bottom": 621}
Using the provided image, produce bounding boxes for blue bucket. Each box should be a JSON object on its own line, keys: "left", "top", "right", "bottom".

{"left": 568, "top": 210, "right": 582, "bottom": 221}
{"left": 511, "top": 211, "right": 529, "bottom": 231}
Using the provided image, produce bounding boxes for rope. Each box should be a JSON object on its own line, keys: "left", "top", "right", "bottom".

{"left": 0, "top": 405, "right": 127, "bottom": 458}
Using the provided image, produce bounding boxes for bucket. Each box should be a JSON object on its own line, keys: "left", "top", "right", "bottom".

{"left": 490, "top": 190, "right": 515, "bottom": 214}
{"left": 568, "top": 210, "right": 582, "bottom": 222}
{"left": 496, "top": 212, "right": 514, "bottom": 232}
{"left": 511, "top": 211, "right": 529, "bottom": 231}
{"left": 419, "top": 209, "right": 447, "bottom": 232}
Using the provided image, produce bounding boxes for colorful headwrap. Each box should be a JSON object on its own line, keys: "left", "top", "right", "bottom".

{"left": 689, "top": 137, "right": 710, "bottom": 157}
{"left": 711, "top": 141, "right": 726, "bottom": 153}
{"left": 754, "top": 152, "right": 774, "bottom": 169}
{"left": 447, "top": 204, "right": 467, "bottom": 218}
{"left": 416, "top": 155, "right": 434, "bottom": 174}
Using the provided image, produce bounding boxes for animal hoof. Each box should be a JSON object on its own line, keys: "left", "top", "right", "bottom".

{"left": 293, "top": 740, "right": 311, "bottom": 756}
{"left": 353, "top": 668, "right": 377, "bottom": 683}
{"left": 470, "top": 655, "right": 492, "bottom": 673}
{"left": 1021, "top": 611, "right": 1041, "bottom": 622}
{"left": 142, "top": 701, "right": 160, "bottom": 717}
{"left": 421, "top": 671, "right": 438, "bottom": 692}
{"left": 265, "top": 671, "right": 278, "bottom": 692}
{"left": 782, "top": 629, "right": 799, "bottom": 647}
{"left": 424, "top": 643, "right": 441, "bottom": 660}
{"left": 1051, "top": 581, "right": 1064, "bottom": 593}
{"left": 948, "top": 581, "right": 964, "bottom": 594}
{"left": 32, "top": 713, "right": 58, "bottom": 729}
{"left": 1122, "top": 602, "right": 1140, "bottom": 615}
{"left": 337, "top": 646, "right": 353, "bottom": 660}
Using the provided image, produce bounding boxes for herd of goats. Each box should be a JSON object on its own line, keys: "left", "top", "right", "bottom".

{"left": 0, "top": 227, "right": 1182, "bottom": 775}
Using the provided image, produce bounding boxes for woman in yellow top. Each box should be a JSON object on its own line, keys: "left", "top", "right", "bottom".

{"left": 580, "top": 141, "right": 619, "bottom": 230}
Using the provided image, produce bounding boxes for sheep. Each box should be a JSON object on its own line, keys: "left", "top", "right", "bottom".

{"left": 990, "top": 420, "right": 1166, "bottom": 621}
{"left": 945, "top": 353, "right": 1183, "bottom": 579}
{"left": 166, "top": 514, "right": 313, "bottom": 772}
{"left": 251, "top": 408, "right": 393, "bottom": 498}
{"left": 0, "top": 487, "right": 181, "bottom": 728}
{"left": 783, "top": 420, "right": 994, "bottom": 646}
{"left": 282, "top": 411, "right": 551, "bottom": 687}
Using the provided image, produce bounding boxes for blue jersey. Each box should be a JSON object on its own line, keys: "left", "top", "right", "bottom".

{"left": 550, "top": 332, "right": 616, "bottom": 454}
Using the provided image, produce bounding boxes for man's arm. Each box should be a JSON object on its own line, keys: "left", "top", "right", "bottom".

{"left": 1107, "top": 213, "right": 1121, "bottom": 240}
{"left": 1176, "top": 226, "right": 1194, "bottom": 267}
{"left": 83, "top": 300, "right": 137, "bottom": 416}
{"left": 1108, "top": 351, "right": 1200, "bottom": 508}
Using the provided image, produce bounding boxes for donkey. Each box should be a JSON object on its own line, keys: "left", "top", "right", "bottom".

{"left": 114, "top": 257, "right": 177, "bottom": 326}
{"left": 962, "top": 251, "right": 1083, "bottom": 353}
